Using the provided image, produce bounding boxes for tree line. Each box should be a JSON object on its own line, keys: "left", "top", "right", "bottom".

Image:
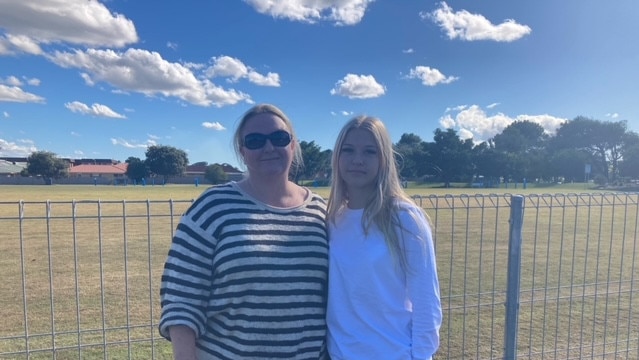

{"left": 20, "top": 116, "right": 639, "bottom": 187}
{"left": 22, "top": 145, "right": 228, "bottom": 185}
{"left": 297, "top": 116, "right": 639, "bottom": 187}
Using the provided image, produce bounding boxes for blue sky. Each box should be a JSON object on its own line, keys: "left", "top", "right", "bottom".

{"left": 1, "top": 0, "right": 638, "bottom": 169}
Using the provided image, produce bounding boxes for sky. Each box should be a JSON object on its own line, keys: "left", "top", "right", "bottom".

{"left": 1, "top": 0, "right": 638, "bottom": 169}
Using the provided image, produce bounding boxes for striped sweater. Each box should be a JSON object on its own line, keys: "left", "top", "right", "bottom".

{"left": 159, "top": 182, "right": 329, "bottom": 360}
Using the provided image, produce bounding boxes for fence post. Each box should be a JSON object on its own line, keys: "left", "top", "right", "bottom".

{"left": 504, "top": 195, "right": 524, "bottom": 359}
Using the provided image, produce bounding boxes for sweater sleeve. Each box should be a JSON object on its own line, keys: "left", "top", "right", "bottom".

{"left": 158, "top": 213, "right": 216, "bottom": 340}
{"left": 398, "top": 205, "right": 442, "bottom": 360}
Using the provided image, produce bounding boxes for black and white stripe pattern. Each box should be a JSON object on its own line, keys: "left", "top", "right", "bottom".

{"left": 159, "top": 182, "right": 329, "bottom": 360}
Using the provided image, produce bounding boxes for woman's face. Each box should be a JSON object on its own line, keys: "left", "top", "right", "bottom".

{"left": 338, "top": 128, "right": 380, "bottom": 193}
{"left": 240, "top": 112, "right": 294, "bottom": 179}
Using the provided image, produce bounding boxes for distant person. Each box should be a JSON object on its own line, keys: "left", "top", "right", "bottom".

{"left": 159, "top": 104, "right": 329, "bottom": 360}
{"left": 326, "top": 115, "right": 442, "bottom": 360}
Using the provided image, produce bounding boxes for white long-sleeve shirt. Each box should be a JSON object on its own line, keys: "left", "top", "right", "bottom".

{"left": 326, "top": 202, "right": 442, "bottom": 360}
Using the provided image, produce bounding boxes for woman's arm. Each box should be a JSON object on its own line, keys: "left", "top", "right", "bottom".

{"left": 169, "top": 325, "right": 197, "bottom": 360}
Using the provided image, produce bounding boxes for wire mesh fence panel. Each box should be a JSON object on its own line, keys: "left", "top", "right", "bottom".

{"left": 1, "top": 193, "right": 638, "bottom": 359}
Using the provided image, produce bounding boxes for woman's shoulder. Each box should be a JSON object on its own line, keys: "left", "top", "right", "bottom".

{"left": 186, "top": 182, "right": 243, "bottom": 212}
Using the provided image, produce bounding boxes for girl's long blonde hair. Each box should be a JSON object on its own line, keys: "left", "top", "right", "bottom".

{"left": 327, "top": 115, "right": 430, "bottom": 271}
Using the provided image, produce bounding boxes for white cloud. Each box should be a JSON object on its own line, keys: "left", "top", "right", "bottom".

{"left": 247, "top": 71, "right": 280, "bottom": 87}
{"left": 426, "top": 2, "right": 531, "bottom": 42}
{"left": 445, "top": 104, "right": 467, "bottom": 113}
{"left": 440, "top": 104, "right": 567, "bottom": 142}
{"left": 65, "top": 101, "right": 126, "bottom": 119}
{"left": 0, "top": 34, "right": 43, "bottom": 55}
{"left": 202, "top": 122, "right": 226, "bottom": 131}
{"left": 110, "top": 137, "right": 157, "bottom": 149}
{"left": 243, "top": 0, "right": 374, "bottom": 25}
{"left": 1, "top": 75, "right": 40, "bottom": 87}
{"left": 330, "top": 74, "right": 386, "bottom": 99}
{"left": 0, "top": 0, "right": 138, "bottom": 55}
{"left": 4, "top": 76, "right": 22, "bottom": 86}
{"left": 486, "top": 102, "right": 499, "bottom": 109}
{"left": 0, "top": 84, "right": 45, "bottom": 103}
{"left": 407, "top": 66, "right": 458, "bottom": 86}
{"left": 0, "top": 138, "right": 38, "bottom": 156}
{"left": 206, "top": 56, "right": 281, "bottom": 87}
{"left": 48, "top": 48, "right": 252, "bottom": 107}
{"left": 606, "top": 113, "right": 619, "bottom": 119}
{"left": 3, "top": 111, "right": 9, "bottom": 118}
{"left": 207, "top": 56, "right": 249, "bottom": 81}
{"left": 403, "top": 48, "right": 414, "bottom": 54}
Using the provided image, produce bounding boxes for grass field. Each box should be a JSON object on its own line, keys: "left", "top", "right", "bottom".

{"left": 1, "top": 183, "right": 637, "bottom": 359}
{"left": 0, "top": 180, "right": 606, "bottom": 201}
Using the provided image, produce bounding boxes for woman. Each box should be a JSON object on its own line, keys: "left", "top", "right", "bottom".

{"left": 159, "top": 104, "right": 329, "bottom": 360}
{"left": 326, "top": 115, "right": 442, "bottom": 360}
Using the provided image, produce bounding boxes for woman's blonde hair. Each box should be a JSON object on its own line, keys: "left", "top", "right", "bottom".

{"left": 232, "top": 103, "right": 303, "bottom": 175}
{"left": 327, "top": 115, "right": 429, "bottom": 271}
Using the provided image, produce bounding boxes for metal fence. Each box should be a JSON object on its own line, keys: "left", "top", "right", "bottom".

{"left": 1, "top": 193, "right": 638, "bottom": 359}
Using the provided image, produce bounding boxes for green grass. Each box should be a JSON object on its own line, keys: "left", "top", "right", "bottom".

{"left": 1, "top": 184, "right": 637, "bottom": 359}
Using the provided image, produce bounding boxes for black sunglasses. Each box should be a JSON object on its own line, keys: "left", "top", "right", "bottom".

{"left": 243, "top": 130, "right": 292, "bottom": 150}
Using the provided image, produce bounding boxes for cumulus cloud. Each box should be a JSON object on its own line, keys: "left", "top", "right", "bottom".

{"left": 0, "top": 138, "right": 38, "bottom": 156}
{"left": 0, "top": 84, "right": 45, "bottom": 103}
{"left": 206, "top": 56, "right": 280, "bottom": 87}
{"left": 0, "top": 76, "right": 44, "bottom": 103}
{"left": 425, "top": 2, "right": 531, "bottom": 42}
{"left": 48, "top": 48, "right": 253, "bottom": 107}
{"left": 407, "top": 66, "right": 458, "bottom": 86}
{"left": 243, "top": 0, "right": 374, "bottom": 25}
{"left": 330, "top": 74, "right": 386, "bottom": 99}
{"left": 65, "top": 101, "right": 126, "bottom": 119}
{"left": 440, "top": 104, "right": 566, "bottom": 142}
{"left": 202, "top": 122, "right": 226, "bottom": 131}
{"left": 0, "top": 0, "right": 138, "bottom": 55}
{"left": 0, "top": 2, "right": 275, "bottom": 108}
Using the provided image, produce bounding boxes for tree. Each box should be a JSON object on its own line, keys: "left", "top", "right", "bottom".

{"left": 24, "top": 151, "right": 68, "bottom": 184}
{"left": 472, "top": 141, "right": 507, "bottom": 186}
{"left": 205, "top": 164, "right": 228, "bottom": 184}
{"left": 125, "top": 156, "right": 149, "bottom": 182}
{"left": 552, "top": 117, "right": 626, "bottom": 183}
{"left": 144, "top": 145, "right": 189, "bottom": 183}
{"left": 547, "top": 148, "right": 590, "bottom": 182}
{"left": 395, "top": 133, "right": 428, "bottom": 179}
{"left": 619, "top": 131, "right": 639, "bottom": 179}
{"left": 427, "top": 128, "right": 474, "bottom": 187}
{"left": 493, "top": 120, "right": 548, "bottom": 153}
{"left": 297, "top": 141, "right": 331, "bottom": 184}
{"left": 492, "top": 121, "right": 549, "bottom": 182}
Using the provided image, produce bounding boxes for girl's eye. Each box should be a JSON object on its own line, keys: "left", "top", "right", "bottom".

{"left": 365, "top": 149, "right": 377, "bottom": 155}
{"left": 340, "top": 147, "right": 354, "bottom": 154}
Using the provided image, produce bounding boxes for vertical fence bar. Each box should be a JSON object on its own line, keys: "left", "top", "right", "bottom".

{"left": 504, "top": 195, "right": 524, "bottom": 360}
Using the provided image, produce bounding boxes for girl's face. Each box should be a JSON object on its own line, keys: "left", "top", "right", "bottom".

{"left": 240, "top": 113, "right": 294, "bottom": 178}
{"left": 338, "top": 128, "right": 380, "bottom": 194}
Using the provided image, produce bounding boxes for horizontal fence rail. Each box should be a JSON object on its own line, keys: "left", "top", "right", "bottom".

{"left": 1, "top": 193, "right": 638, "bottom": 359}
